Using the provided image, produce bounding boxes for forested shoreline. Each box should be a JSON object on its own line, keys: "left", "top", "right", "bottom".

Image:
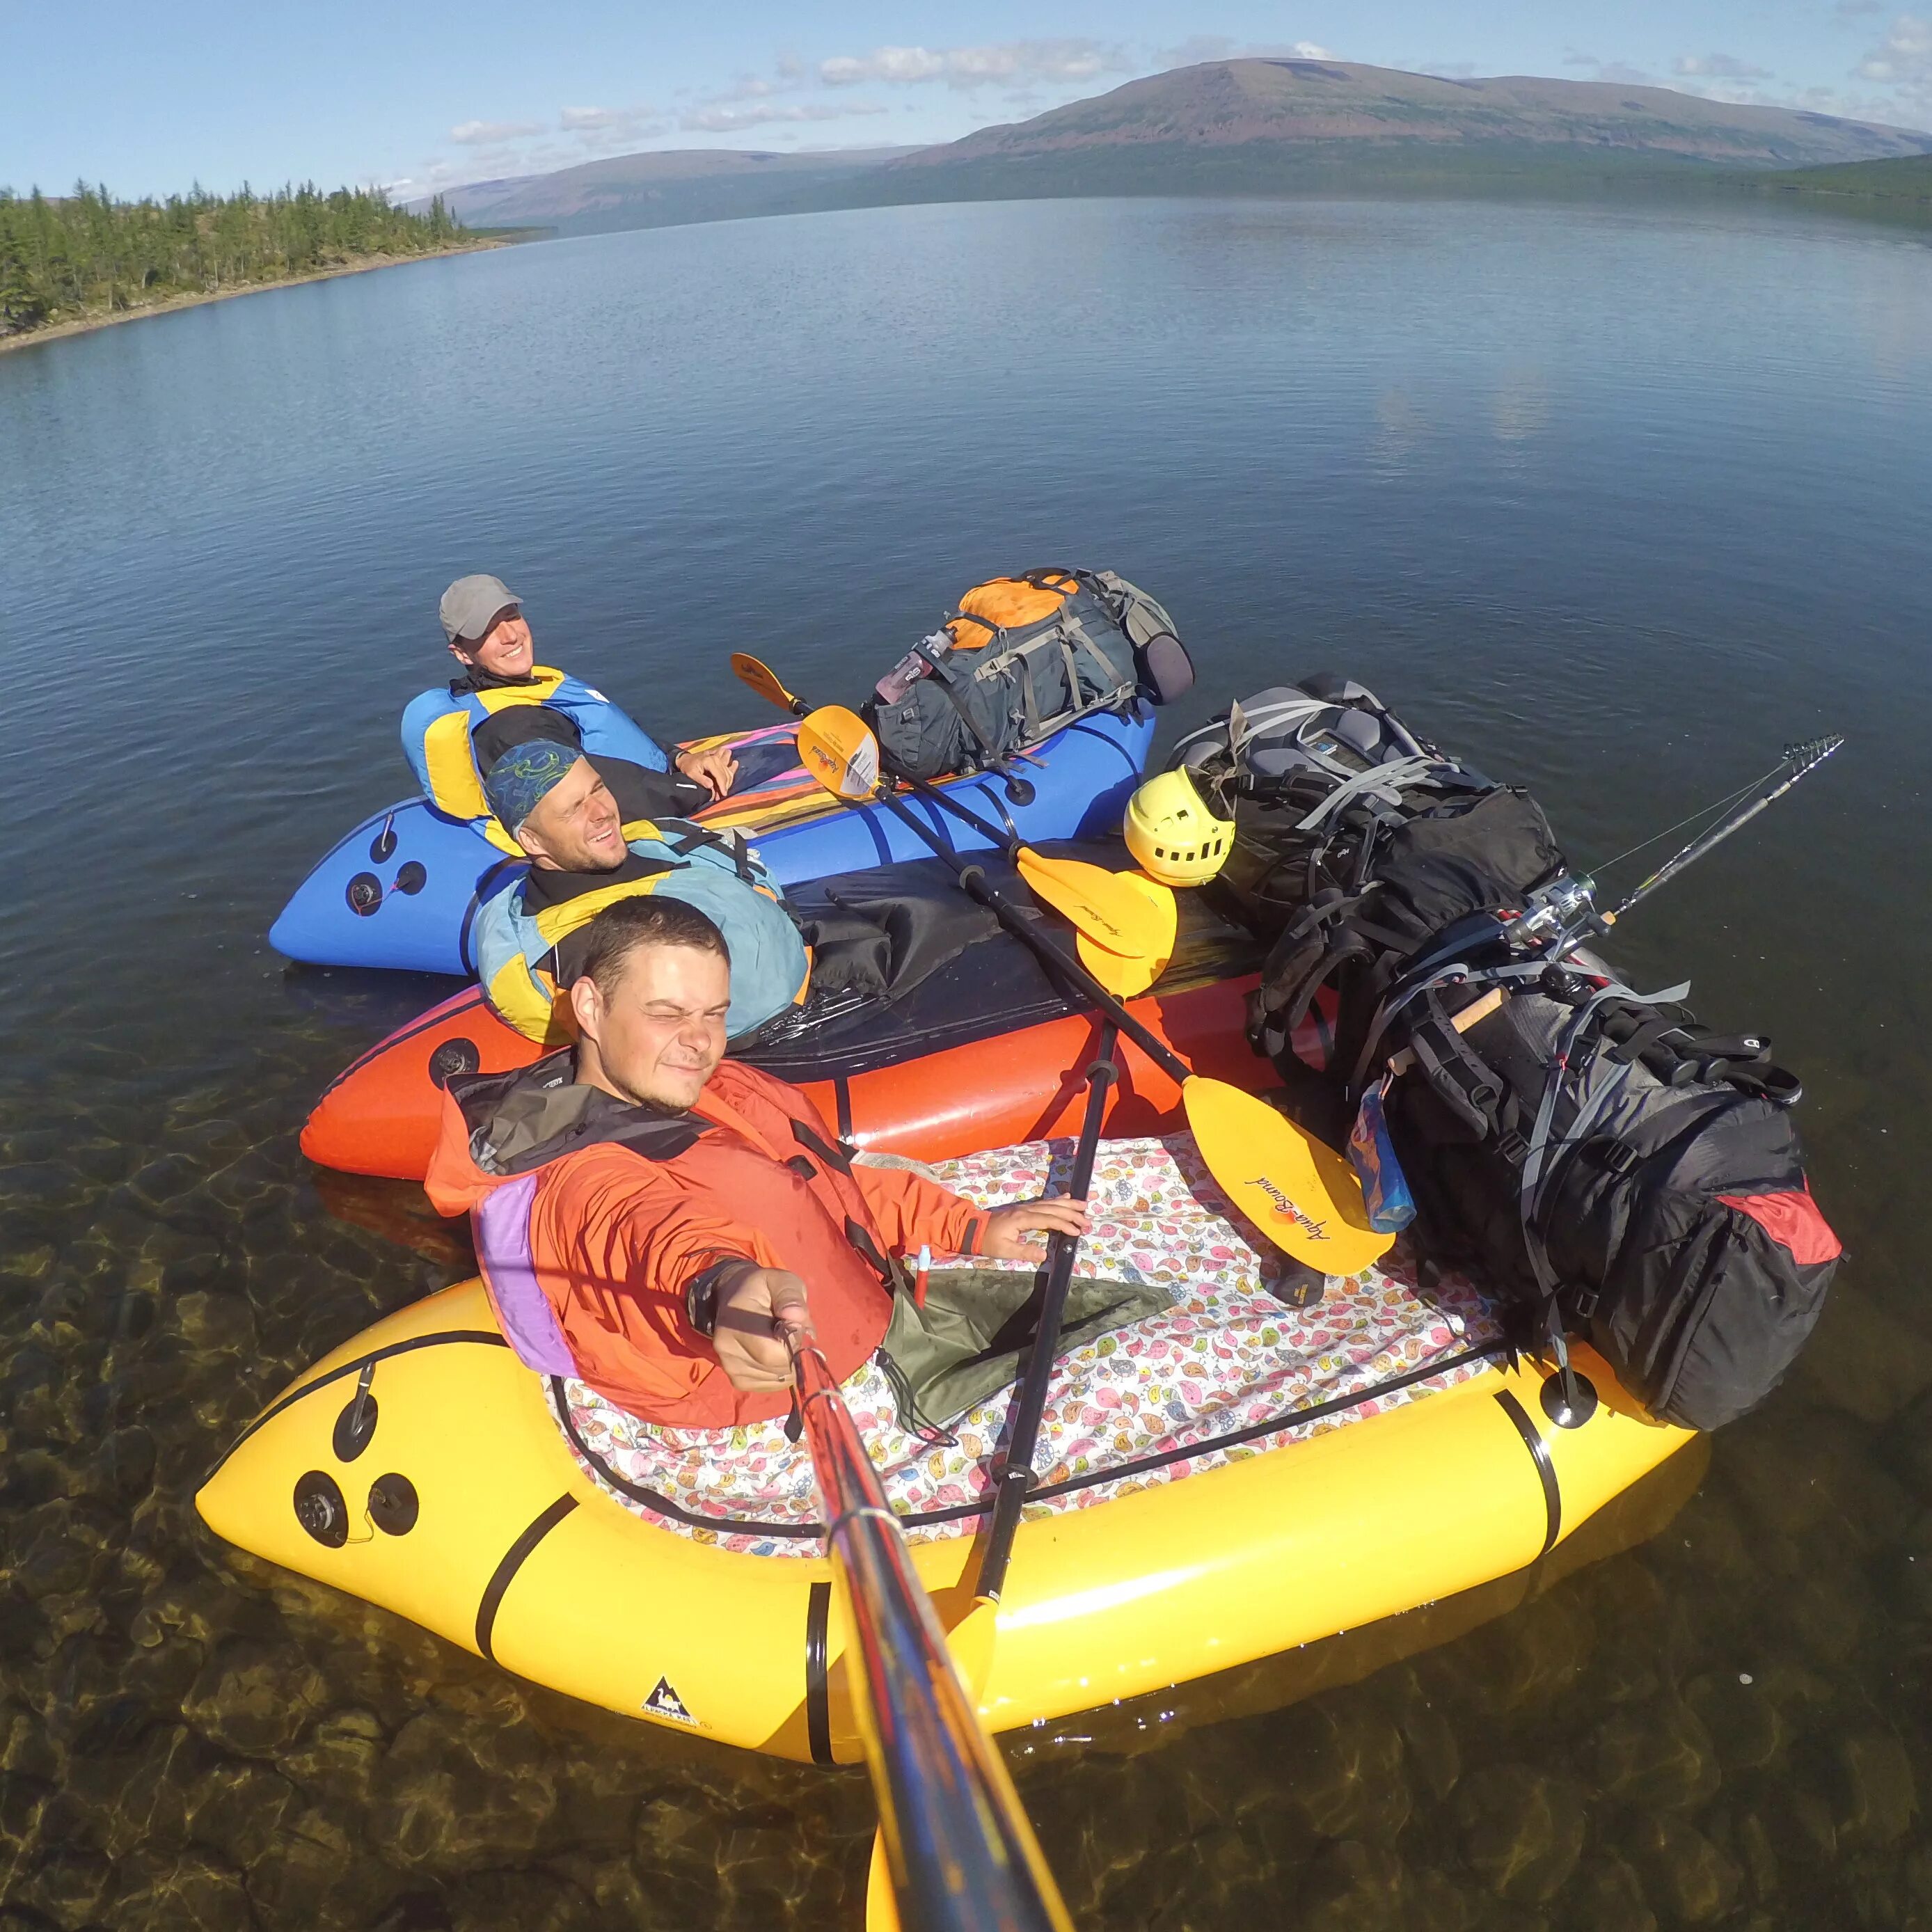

{"left": 0, "top": 182, "right": 483, "bottom": 345}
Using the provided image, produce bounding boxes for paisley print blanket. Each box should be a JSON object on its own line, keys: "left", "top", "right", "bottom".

{"left": 550, "top": 1133, "right": 1502, "bottom": 1557}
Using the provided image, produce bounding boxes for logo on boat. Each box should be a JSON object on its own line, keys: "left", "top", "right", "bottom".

{"left": 643, "top": 1676, "right": 699, "bottom": 1727}
{"left": 1248, "top": 1176, "right": 1329, "bottom": 1242}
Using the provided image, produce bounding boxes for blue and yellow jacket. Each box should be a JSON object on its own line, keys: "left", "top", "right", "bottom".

{"left": 401, "top": 665, "right": 671, "bottom": 851}
{"left": 473, "top": 819, "right": 811, "bottom": 1047}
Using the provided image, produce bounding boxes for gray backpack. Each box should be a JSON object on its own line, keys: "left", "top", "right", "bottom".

{"left": 866, "top": 568, "right": 1193, "bottom": 782}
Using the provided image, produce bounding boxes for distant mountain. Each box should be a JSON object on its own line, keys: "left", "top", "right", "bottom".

{"left": 413, "top": 148, "right": 919, "bottom": 237}
{"left": 415, "top": 60, "right": 1932, "bottom": 239}
{"left": 873, "top": 60, "right": 1932, "bottom": 196}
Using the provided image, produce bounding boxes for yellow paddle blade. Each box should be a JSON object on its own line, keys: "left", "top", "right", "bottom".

{"left": 947, "top": 1597, "right": 999, "bottom": 1701}
{"left": 1018, "top": 850, "right": 1174, "bottom": 956}
{"left": 864, "top": 1828, "right": 900, "bottom": 1932}
{"left": 1183, "top": 1079, "right": 1395, "bottom": 1276}
{"left": 729, "top": 651, "right": 802, "bottom": 715}
{"left": 1074, "top": 871, "right": 1178, "bottom": 997}
{"left": 797, "top": 706, "right": 881, "bottom": 801}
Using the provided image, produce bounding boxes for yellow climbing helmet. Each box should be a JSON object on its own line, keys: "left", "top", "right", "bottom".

{"left": 1123, "top": 768, "right": 1235, "bottom": 887}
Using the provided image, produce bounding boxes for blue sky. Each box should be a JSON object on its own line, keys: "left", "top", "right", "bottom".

{"left": 5, "top": 2, "right": 1929, "bottom": 199}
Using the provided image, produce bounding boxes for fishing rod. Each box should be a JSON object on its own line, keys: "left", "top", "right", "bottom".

{"left": 1503, "top": 733, "right": 1846, "bottom": 957}
{"left": 1599, "top": 734, "right": 1845, "bottom": 926}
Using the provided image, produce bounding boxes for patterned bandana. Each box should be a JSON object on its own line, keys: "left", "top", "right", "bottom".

{"left": 482, "top": 740, "right": 582, "bottom": 834}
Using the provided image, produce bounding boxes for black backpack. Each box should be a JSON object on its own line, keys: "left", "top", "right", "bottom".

{"left": 1174, "top": 675, "right": 1554, "bottom": 942}
{"left": 1384, "top": 978, "right": 1837, "bottom": 1432}
{"left": 1225, "top": 675, "right": 1841, "bottom": 1432}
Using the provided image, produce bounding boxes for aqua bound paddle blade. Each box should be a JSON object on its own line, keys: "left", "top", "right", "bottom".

{"left": 797, "top": 706, "right": 882, "bottom": 800}
{"left": 1184, "top": 1081, "right": 1395, "bottom": 1276}
{"left": 1018, "top": 850, "right": 1175, "bottom": 959}
{"left": 730, "top": 653, "right": 807, "bottom": 717}
{"left": 1074, "top": 871, "right": 1178, "bottom": 997}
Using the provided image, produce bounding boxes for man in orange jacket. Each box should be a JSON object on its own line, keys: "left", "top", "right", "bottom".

{"left": 426, "top": 894, "right": 1084, "bottom": 1428}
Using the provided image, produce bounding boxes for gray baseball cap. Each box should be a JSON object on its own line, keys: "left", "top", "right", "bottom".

{"left": 439, "top": 573, "right": 522, "bottom": 645}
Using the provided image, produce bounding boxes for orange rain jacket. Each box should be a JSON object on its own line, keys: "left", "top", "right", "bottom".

{"left": 426, "top": 1055, "right": 986, "bottom": 1428}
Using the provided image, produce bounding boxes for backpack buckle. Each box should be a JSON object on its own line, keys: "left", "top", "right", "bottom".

{"left": 1494, "top": 1125, "right": 1529, "bottom": 1165}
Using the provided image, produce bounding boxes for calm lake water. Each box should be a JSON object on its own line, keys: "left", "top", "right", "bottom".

{"left": 3, "top": 191, "right": 1932, "bottom": 1929}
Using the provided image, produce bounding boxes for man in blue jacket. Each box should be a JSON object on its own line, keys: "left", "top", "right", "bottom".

{"left": 402, "top": 574, "right": 738, "bottom": 841}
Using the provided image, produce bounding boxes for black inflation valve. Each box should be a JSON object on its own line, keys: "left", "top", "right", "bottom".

{"left": 293, "top": 1471, "right": 349, "bottom": 1547}
{"left": 367, "top": 1473, "right": 419, "bottom": 1536}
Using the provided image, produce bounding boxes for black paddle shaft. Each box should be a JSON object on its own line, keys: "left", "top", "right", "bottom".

{"left": 871, "top": 791, "right": 1192, "bottom": 1085}
{"left": 976, "top": 1027, "right": 1119, "bottom": 1606}
{"left": 901, "top": 772, "right": 1024, "bottom": 856}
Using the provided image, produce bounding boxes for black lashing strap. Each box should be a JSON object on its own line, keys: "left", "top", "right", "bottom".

{"left": 1493, "top": 1389, "right": 1562, "bottom": 1558}
{"left": 791, "top": 1116, "right": 854, "bottom": 1175}
{"left": 844, "top": 1216, "right": 911, "bottom": 1298}
{"left": 475, "top": 1494, "right": 579, "bottom": 1661}
{"left": 1407, "top": 989, "right": 1506, "bottom": 1141}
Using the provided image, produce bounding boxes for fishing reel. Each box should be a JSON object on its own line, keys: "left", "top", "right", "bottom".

{"left": 1513, "top": 870, "right": 1600, "bottom": 950}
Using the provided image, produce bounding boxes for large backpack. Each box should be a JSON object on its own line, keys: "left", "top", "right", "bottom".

{"left": 1225, "top": 674, "right": 1841, "bottom": 1432}
{"left": 1175, "top": 676, "right": 1530, "bottom": 943}
{"left": 1182, "top": 679, "right": 1569, "bottom": 1084}
{"left": 1382, "top": 976, "right": 1837, "bottom": 1432}
{"left": 867, "top": 569, "right": 1192, "bottom": 782}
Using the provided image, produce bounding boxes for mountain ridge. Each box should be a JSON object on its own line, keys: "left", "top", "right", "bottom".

{"left": 411, "top": 59, "right": 1932, "bottom": 236}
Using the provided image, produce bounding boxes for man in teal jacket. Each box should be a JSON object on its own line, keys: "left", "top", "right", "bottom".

{"left": 470, "top": 740, "right": 808, "bottom": 1050}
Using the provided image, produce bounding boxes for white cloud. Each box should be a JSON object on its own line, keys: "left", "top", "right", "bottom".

{"left": 449, "top": 119, "right": 546, "bottom": 145}
{"left": 1673, "top": 53, "right": 1773, "bottom": 79}
{"left": 1851, "top": 13, "right": 1932, "bottom": 124}
{"left": 1155, "top": 35, "right": 1338, "bottom": 68}
{"left": 821, "top": 39, "right": 1125, "bottom": 91}
{"left": 1856, "top": 12, "right": 1932, "bottom": 82}
{"left": 1562, "top": 53, "right": 1659, "bottom": 85}
{"left": 557, "top": 105, "right": 665, "bottom": 149}
{"left": 679, "top": 101, "right": 892, "bottom": 133}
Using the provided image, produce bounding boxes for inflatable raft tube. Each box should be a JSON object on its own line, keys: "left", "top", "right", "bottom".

{"left": 270, "top": 708, "right": 1155, "bottom": 975}
{"left": 299, "top": 880, "right": 1276, "bottom": 1181}
{"left": 195, "top": 1283, "right": 1693, "bottom": 1763}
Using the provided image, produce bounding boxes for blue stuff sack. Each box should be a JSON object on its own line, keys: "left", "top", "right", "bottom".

{"left": 1349, "top": 1074, "right": 1417, "bottom": 1235}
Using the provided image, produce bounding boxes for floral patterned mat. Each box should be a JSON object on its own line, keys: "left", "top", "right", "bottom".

{"left": 549, "top": 1133, "right": 1503, "bottom": 1557}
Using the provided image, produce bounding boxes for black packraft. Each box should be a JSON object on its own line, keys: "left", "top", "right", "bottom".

{"left": 867, "top": 568, "right": 1193, "bottom": 782}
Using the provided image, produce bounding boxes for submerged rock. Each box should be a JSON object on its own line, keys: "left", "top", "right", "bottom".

{"left": 367, "top": 1711, "right": 558, "bottom": 1873}
{"left": 1293, "top": 1839, "right": 1413, "bottom": 1932}
{"left": 1681, "top": 1671, "right": 1784, "bottom": 1773}
{"left": 104, "top": 1849, "right": 253, "bottom": 1932}
{"left": 184, "top": 1759, "right": 301, "bottom": 1871}
{"left": 1832, "top": 1729, "right": 1918, "bottom": 1849}
{"left": 1621, "top": 1813, "right": 1741, "bottom": 1924}
{"left": 278, "top": 1706, "right": 388, "bottom": 1812}
{"left": 446, "top": 1867, "right": 600, "bottom": 1932}
{"left": 1590, "top": 1698, "right": 1722, "bottom": 1811}
{"left": 182, "top": 1636, "right": 330, "bottom": 1757}
{"left": 1565, "top": 1854, "right": 1658, "bottom": 1932}
{"left": 241, "top": 1798, "right": 406, "bottom": 1931}
{"left": 1452, "top": 1761, "right": 1587, "bottom": 1903}
{"left": 1267, "top": 1695, "right": 1411, "bottom": 1846}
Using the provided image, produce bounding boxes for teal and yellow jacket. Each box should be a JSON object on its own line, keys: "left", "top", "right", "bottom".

{"left": 402, "top": 665, "right": 672, "bottom": 852}
{"left": 472, "top": 819, "right": 811, "bottom": 1047}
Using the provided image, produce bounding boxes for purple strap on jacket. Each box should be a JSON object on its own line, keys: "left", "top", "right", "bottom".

{"left": 474, "top": 1174, "right": 580, "bottom": 1377}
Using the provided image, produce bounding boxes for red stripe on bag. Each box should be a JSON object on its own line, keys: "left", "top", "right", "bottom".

{"left": 1716, "top": 1184, "right": 1843, "bottom": 1266}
